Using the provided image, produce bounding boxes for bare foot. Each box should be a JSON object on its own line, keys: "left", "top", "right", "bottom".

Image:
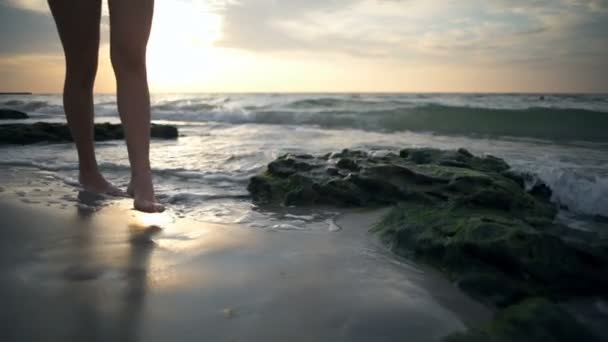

{"left": 127, "top": 171, "right": 164, "bottom": 213}
{"left": 79, "top": 172, "right": 124, "bottom": 196}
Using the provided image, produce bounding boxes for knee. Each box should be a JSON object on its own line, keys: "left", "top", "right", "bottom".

{"left": 65, "top": 54, "right": 98, "bottom": 89}
{"left": 111, "top": 43, "right": 146, "bottom": 75}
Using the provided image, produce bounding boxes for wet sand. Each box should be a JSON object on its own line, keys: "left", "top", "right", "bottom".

{"left": 0, "top": 198, "right": 490, "bottom": 342}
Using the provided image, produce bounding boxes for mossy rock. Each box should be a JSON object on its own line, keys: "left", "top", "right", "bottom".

{"left": 250, "top": 148, "right": 607, "bottom": 304}
{"left": 374, "top": 201, "right": 608, "bottom": 306}
{"left": 247, "top": 148, "right": 548, "bottom": 211}
{"left": 250, "top": 147, "right": 607, "bottom": 339}
{"left": 0, "top": 122, "right": 178, "bottom": 145}
{"left": 444, "top": 298, "right": 601, "bottom": 342}
{"left": 0, "top": 108, "right": 28, "bottom": 119}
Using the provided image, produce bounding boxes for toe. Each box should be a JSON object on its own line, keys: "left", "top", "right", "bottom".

{"left": 134, "top": 200, "right": 165, "bottom": 213}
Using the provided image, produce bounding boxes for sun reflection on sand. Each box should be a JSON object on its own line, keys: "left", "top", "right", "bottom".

{"left": 131, "top": 210, "right": 174, "bottom": 229}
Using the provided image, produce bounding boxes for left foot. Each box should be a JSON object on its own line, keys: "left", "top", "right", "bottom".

{"left": 79, "top": 172, "right": 125, "bottom": 197}
{"left": 128, "top": 171, "right": 164, "bottom": 213}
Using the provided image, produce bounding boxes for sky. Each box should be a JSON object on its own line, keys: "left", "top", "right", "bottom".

{"left": 0, "top": 0, "right": 607, "bottom": 93}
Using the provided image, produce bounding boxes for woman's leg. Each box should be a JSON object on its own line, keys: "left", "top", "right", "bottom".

{"left": 108, "top": 0, "right": 164, "bottom": 213}
{"left": 48, "top": 0, "right": 120, "bottom": 194}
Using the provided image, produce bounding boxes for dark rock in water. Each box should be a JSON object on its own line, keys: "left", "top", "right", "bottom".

{"left": 249, "top": 147, "right": 608, "bottom": 341}
{"left": 457, "top": 148, "right": 473, "bottom": 158}
{"left": 0, "top": 122, "right": 178, "bottom": 145}
{"left": 444, "top": 298, "right": 601, "bottom": 342}
{"left": 529, "top": 182, "right": 552, "bottom": 201}
{"left": 336, "top": 158, "right": 360, "bottom": 171}
{"left": 249, "top": 148, "right": 555, "bottom": 218}
{"left": 406, "top": 148, "right": 434, "bottom": 164}
{"left": 501, "top": 170, "right": 526, "bottom": 188}
{"left": 150, "top": 124, "right": 178, "bottom": 139}
{"left": 0, "top": 108, "right": 28, "bottom": 119}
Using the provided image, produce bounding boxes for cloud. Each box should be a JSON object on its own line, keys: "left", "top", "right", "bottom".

{"left": 0, "top": 1, "right": 60, "bottom": 55}
{"left": 213, "top": 0, "right": 608, "bottom": 69}
{"left": 4, "top": 0, "right": 49, "bottom": 13}
{"left": 1, "top": 0, "right": 606, "bottom": 91}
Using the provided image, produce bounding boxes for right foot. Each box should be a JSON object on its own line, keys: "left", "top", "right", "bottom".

{"left": 127, "top": 171, "right": 165, "bottom": 213}
{"left": 79, "top": 172, "right": 124, "bottom": 196}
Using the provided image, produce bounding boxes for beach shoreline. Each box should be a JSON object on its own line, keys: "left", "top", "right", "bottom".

{"left": 0, "top": 195, "right": 490, "bottom": 342}
{"left": 2, "top": 92, "right": 608, "bottom": 341}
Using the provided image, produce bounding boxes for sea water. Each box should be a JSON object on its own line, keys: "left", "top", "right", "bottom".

{"left": 1, "top": 93, "right": 607, "bottom": 230}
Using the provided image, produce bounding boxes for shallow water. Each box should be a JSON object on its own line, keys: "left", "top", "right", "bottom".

{"left": 0, "top": 199, "right": 489, "bottom": 342}
{"left": 1, "top": 93, "right": 607, "bottom": 225}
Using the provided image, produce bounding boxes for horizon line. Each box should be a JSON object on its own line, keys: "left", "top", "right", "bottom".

{"left": 3, "top": 91, "right": 607, "bottom": 96}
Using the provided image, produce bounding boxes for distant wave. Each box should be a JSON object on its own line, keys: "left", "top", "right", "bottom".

{"left": 0, "top": 100, "right": 63, "bottom": 114}
{"left": 147, "top": 104, "right": 608, "bottom": 142}
{"left": 4, "top": 95, "right": 608, "bottom": 141}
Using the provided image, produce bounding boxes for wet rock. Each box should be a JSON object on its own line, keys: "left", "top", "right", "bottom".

{"left": 150, "top": 124, "right": 179, "bottom": 139}
{"left": 0, "top": 108, "right": 28, "bottom": 119}
{"left": 249, "top": 147, "right": 607, "bottom": 340}
{"left": 336, "top": 158, "right": 360, "bottom": 171}
{"left": 248, "top": 148, "right": 553, "bottom": 218}
{"left": 0, "top": 122, "right": 178, "bottom": 145}
{"left": 376, "top": 200, "right": 608, "bottom": 307}
{"left": 444, "top": 298, "right": 601, "bottom": 342}
{"left": 473, "top": 155, "right": 510, "bottom": 173}
{"left": 407, "top": 149, "right": 434, "bottom": 164}
{"left": 501, "top": 170, "right": 526, "bottom": 188}
{"left": 529, "top": 182, "right": 552, "bottom": 201}
{"left": 457, "top": 148, "right": 473, "bottom": 158}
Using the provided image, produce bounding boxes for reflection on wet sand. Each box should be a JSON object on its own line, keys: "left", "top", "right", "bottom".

{"left": 117, "top": 225, "right": 159, "bottom": 342}
{"left": 64, "top": 193, "right": 160, "bottom": 342}
{"left": 0, "top": 198, "right": 490, "bottom": 342}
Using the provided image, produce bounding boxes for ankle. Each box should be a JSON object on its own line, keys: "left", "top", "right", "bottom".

{"left": 78, "top": 158, "right": 100, "bottom": 174}
{"left": 131, "top": 168, "right": 153, "bottom": 182}
{"left": 79, "top": 170, "right": 103, "bottom": 182}
{"left": 129, "top": 173, "right": 155, "bottom": 193}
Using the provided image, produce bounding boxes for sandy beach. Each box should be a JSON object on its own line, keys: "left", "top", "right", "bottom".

{"left": 2, "top": 93, "right": 607, "bottom": 341}
{"left": 0, "top": 195, "right": 490, "bottom": 342}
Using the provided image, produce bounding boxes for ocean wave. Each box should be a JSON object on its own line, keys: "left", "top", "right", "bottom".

{"left": 152, "top": 100, "right": 217, "bottom": 112}
{"left": 533, "top": 168, "right": 608, "bottom": 217}
{"left": 1, "top": 100, "right": 63, "bottom": 114}
{"left": 4, "top": 95, "right": 608, "bottom": 141}
{"left": 146, "top": 104, "right": 608, "bottom": 142}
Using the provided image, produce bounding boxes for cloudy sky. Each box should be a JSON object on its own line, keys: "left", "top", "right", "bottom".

{"left": 1, "top": 0, "right": 607, "bottom": 92}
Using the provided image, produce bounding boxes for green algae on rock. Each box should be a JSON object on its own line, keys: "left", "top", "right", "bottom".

{"left": 444, "top": 298, "right": 600, "bottom": 342}
{"left": 248, "top": 148, "right": 554, "bottom": 218}
{"left": 0, "top": 122, "right": 178, "bottom": 145}
{"left": 374, "top": 201, "right": 608, "bottom": 307}
{"left": 248, "top": 147, "right": 608, "bottom": 341}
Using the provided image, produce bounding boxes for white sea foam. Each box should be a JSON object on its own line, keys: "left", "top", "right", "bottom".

{"left": 536, "top": 168, "right": 608, "bottom": 216}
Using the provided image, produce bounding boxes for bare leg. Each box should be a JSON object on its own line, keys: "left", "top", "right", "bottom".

{"left": 108, "top": 0, "right": 163, "bottom": 213}
{"left": 48, "top": 0, "right": 121, "bottom": 195}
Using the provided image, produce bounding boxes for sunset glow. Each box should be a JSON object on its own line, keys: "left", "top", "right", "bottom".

{"left": 1, "top": 0, "right": 607, "bottom": 92}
